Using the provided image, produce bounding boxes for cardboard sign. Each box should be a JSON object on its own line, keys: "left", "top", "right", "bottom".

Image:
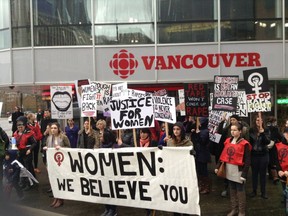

{"left": 90, "top": 81, "right": 111, "bottom": 111}
{"left": 236, "top": 90, "right": 248, "bottom": 117}
{"left": 177, "top": 89, "right": 186, "bottom": 116}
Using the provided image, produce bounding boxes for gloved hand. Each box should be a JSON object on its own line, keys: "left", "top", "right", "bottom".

{"left": 158, "top": 145, "right": 163, "bottom": 150}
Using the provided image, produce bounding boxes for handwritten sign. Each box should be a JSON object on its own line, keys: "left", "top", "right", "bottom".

{"left": 243, "top": 67, "right": 271, "bottom": 112}
{"left": 184, "top": 83, "right": 208, "bottom": 117}
{"left": 213, "top": 76, "right": 238, "bottom": 112}
{"left": 153, "top": 96, "right": 176, "bottom": 124}
{"left": 81, "top": 84, "right": 97, "bottom": 117}
{"left": 50, "top": 86, "right": 73, "bottom": 119}
{"left": 110, "top": 97, "right": 155, "bottom": 130}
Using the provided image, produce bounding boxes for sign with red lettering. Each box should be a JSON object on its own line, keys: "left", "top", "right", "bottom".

{"left": 243, "top": 67, "right": 271, "bottom": 112}
{"left": 184, "top": 83, "right": 209, "bottom": 117}
{"left": 212, "top": 76, "right": 239, "bottom": 112}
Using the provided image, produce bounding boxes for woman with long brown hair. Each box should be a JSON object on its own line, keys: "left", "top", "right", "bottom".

{"left": 43, "top": 122, "right": 70, "bottom": 208}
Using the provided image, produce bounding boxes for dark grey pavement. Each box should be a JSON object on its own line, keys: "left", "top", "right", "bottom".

{"left": 4, "top": 158, "right": 286, "bottom": 216}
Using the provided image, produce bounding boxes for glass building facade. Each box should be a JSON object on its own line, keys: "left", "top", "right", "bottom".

{"left": 0, "top": 0, "right": 288, "bottom": 124}
{"left": 1, "top": 0, "right": 287, "bottom": 48}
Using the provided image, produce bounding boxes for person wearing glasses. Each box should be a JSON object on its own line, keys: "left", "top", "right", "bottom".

{"left": 13, "top": 116, "right": 37, "bottom": 191}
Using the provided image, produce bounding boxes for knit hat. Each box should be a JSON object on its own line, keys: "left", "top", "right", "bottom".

{"left": 230, "top": 114, "right": 240, "bottom": 121}
{"left": 284, "top": 128, "right": 288, "bottom": 134}
{"left": 173, "top": 122, "right": 184, "bottom": 130}
{"left": 16, "top": 116, "right": 27, "bottom": 126}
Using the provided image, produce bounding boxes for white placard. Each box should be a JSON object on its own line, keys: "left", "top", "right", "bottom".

{"left": 153, "top": 96, "right": 176, "bottom": 124}
{"left": 50, "top": 86, "right": 73, "bottom": 119}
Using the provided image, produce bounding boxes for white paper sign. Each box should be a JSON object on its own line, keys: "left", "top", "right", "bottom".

{"left": 81, "top": 84, "right": 97, "bottom": 117}
{"left": 50, "top": 86, "right": 73, "bottom": 119}
{"left": 110, "top": 97, "right": 155, "bottom": 130}
{"left": 153, "top": 96, "right": 176, "bottom": 124}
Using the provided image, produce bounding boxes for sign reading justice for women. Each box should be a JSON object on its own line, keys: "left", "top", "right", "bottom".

{"left": 109, "top": 96, "right": 155, "bottom": 130}
{"left": 47, "top": 147, "right": 200, "bottom": 215}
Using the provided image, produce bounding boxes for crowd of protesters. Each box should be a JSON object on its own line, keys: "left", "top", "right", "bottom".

{"left": 2, "top": 106, "right": 288, "bottom": 216}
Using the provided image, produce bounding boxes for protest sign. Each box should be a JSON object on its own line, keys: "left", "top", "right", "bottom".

{"left": 47, "top": 147, "right": 201, "bottom": 215}
{"left": 110, "top": 96, "right": 155, "bottom": 130}
{"left": 90, "top": 81, "right": 111, "bottom": 111}
{"left": 178, "top": 89, "right": 186, "bottom": 116}
{"left": 127, "top": 89, "right": 147, "bottom": 98}
{"left": 212, "top": 76, "right": 238, "bottom": 112}
{"left": 81, "top": 84, "right": 97, "bottom": 117}
{"left": 153, "top": 96, "right": 176, "bottom": 124}
{"left": 75, "top": 79, "right": 90, "bottom": 107}
{"left": 184, "top": 83, "right": 209, "bottom": 117}
{"left": 153, "top": 89, "right": 167, "bottom": 97}
{"left": 112, "top": 82, "right": 128, "bottom": 98}
{"left": 50, "top": 86, "right": 73, "bottom": 119}
{"left": 208, "top": 107, "right": 233, "bottom": 143}
{"left": 236, "top": 90, "right": 248, "bottom": 117}
{"left": 243, "top": 67, "right": 271, "bottom": 112}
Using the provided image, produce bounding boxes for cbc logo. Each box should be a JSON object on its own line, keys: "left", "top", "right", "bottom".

{"left": 109, "top": 49, "right": 138, "bottom": 79}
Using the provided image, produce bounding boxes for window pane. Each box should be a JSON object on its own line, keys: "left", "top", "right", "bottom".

{"left": 0, "top": 0, "right": 9, "bottom": 29}
{"left": 33, "top": 0, "right": 92, "bottom": 46}
{"left": 34, "top": 25, "right": 92, "bottom": 46}
{"left": 95, "top": 0, "right": 153, "bottom": 23}
{"left": 158, "top": 22, "right": 217, "bottom": 43}
{"left": 0, "top": 29, "right": 10, "bottom": 49}
{"left": 221, "top": 20, "right": 282, "bottom": 41}
{"left": 11, "top": 0, "right": 31, "bottom": 47}
{"left": 95, "top": 24, "right": 154, "bottom": 45}
{"left": 221, "top": 0, "right": 281, "bottom": 20}
{"left": 158, "top": 0, "right": 215, "bottom": 22}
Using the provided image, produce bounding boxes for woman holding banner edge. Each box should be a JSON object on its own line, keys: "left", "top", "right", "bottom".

{"left": 43, "top": 122, "right": 70, "bottom": 208}
{"left": 167, "top": 121, "right": 193, "bottom": 216}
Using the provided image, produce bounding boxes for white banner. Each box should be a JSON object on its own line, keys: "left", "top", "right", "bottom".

{"left": 50, "top": 86, "right": 73, "bottom": 119}
{"left": 153, "top": 96, "right": 176, "bottom": 124}
{"left": 110, "top": 96, "right": 155, "bottom": 130}
{"left": 47, "top": 147, "right": 200, "bottom": 215}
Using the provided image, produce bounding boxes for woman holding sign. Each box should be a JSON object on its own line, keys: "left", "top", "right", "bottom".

{"left": 249, "top": 113, "right": 271, "bottom": 199}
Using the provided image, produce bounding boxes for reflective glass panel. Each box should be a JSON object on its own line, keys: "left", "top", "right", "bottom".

{"left": 0, "top": 0, "right": 9, "bottom": 29}
{"left": 157, "top": 0, "right": 217, "bottom": 43}
{"left": 95, "top": 24, "right": 154, "bottom": 45}
{"left": 158, "top": 22, "right": 217, "bottom": 43}
{"left": 11, "top": 0, "right": 31, "bottom": 47}
{"left": 221, "top": 0, "right": 282, "bottom": 41}
{"left": 158, "top": 0, "right": 215, "bottom": 21}
{"left": 221, "top": 0, "right": 281, "bottom": 19}
{"left": 33, "top": 0, "right": 92, "bottom": 46}
{"left": 0, "top": 29, "right": 10, "bottom": 49}
{"left": 95, "top": 0, "right": 153, "bottom": 23}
